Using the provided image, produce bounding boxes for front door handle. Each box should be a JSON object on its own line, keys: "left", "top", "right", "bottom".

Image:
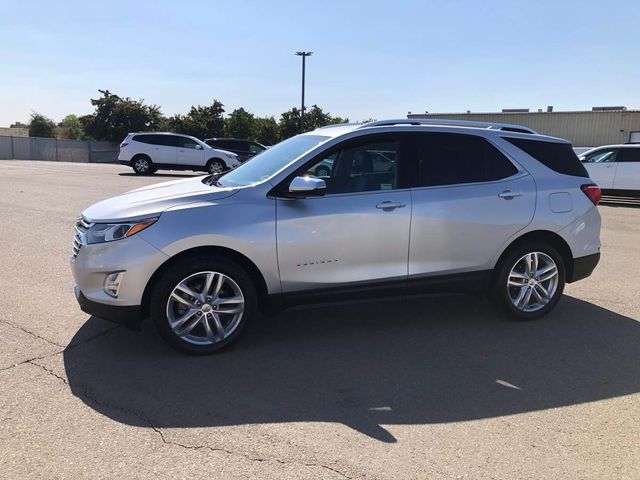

{"left": 498, "top": 190, "right": 523, "bottom": 199}
{"left": 376, "top": 201, "right": 406, "bottom": 211}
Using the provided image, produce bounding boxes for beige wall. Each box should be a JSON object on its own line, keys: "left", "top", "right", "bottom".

{"left": 0, "top": 127, "right": 29, "bottom": 137}
{"left": 407, "top": 111, "right": 640, "bottom": 147}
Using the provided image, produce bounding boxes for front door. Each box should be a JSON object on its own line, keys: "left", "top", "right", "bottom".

{"left": 175, "top": 136, "right": 205, "bottom": 167}
{"left": 276, "top": 135, "right": 411, "bottom": 299}
{"left": 582, "top": 148, "right": 618, "bottom": 189}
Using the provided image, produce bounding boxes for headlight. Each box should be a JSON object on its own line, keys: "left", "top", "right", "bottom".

{"left": 85, "top": 218, "right": 157, "bottom": 244}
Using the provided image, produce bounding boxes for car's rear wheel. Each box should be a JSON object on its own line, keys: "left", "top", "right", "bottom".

{"left": 150, "top": 255, "right": 256, "bottom": 354}
{"left": 492, "top": 243, "right": 565, "bottom": 320}
{"left": 132, "top": 155, "right": 153, "bottom": 175}
{"left": 207, "top": 159, "right": 226, "bottom": 175}
{"left": 315, "top": 165, "right": 331, "bottom": 177}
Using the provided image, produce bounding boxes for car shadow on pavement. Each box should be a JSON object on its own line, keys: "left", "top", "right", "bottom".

{"left": 64, "top": 295, "right": 640, "bottom": 443}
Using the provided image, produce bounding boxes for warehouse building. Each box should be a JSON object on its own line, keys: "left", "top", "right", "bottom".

{"left": 407, "top": 107, "right": 640, "bottom": 147}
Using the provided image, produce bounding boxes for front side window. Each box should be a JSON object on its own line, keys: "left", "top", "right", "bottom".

{"left": 584, "top": 149, "right": 617, "bottom": 163}
{"left": 303, "top": 139, "right": 399, "bottom": 194}
{"left": 415, "top": 133, "right": 518, "bottom": 187}
{"left": 249, "top": 143, "right": 266, "bottom": 154}
{"left": 177, "top": 136, "right": 200, "bottom": 149}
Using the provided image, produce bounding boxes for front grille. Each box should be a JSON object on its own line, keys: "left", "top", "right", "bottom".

{"left": 71, "top": 217, "right": 93, "bottom": 260}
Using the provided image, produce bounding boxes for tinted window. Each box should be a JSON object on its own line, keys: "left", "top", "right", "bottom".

{"left": 133, "top": 134, "right": 178, "bottom": 147}
{"left": 583, "top": 149, "right": 617, "bottom": 163}
{"left": 176, "top": 136, "right": 200, "bottom": 149}
{"left": 249, "top": 143, "right": 266, "bottom": 154}
{"left": 415, "top": 133, "right": 518, "bottom": 187}
{"left": 506, "top": 137, "right": 589, "bottom": 177}
{"left": 617, "top": 148, "right": 640, "bottom": 162}
{"left": 303, "top": 138, "right": 399, "bottom": 194}
{"left": 133, "top": 134, "right": 154, "bottom": 144}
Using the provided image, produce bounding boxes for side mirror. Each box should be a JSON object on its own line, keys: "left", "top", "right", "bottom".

{"left": 288, "top": 176, "right": 326, "bottom": 196}
{"left": 195, "top": 144, "right": 203, "bottom": 150}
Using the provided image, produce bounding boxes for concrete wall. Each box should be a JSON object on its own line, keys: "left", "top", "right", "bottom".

{"left": 0, "top": 136, "right": 118, "bottom": 163}
{"left": 0, "top": 127, "right": 28, "bottom": 137}
{"left": 407, "top": 110, "right": 640, "bottom": 147}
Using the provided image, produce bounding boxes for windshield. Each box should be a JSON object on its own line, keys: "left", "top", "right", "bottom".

{"left": 217, "top": 134, "right": 329, "bottom": 187}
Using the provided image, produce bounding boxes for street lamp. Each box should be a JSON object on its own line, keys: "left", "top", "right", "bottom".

{"left": 295, "top": 51, "right": 313, "bottom": 133}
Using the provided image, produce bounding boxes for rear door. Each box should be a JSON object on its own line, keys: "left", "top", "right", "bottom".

{"left": 175, "top": 136, "right": 205, "bottom": 167}
{"left": 407, "top": 132, "right": 536, "bottom": 284}
{"left": 582, "top": 148, "right": 618, "bottom": 189}
{"left": 613, "top": 147, "right": 640, "bottom": 191}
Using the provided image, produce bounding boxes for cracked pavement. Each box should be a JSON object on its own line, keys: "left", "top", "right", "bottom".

{"left": 1, "top": 161, "right": 639, "bottom": 479}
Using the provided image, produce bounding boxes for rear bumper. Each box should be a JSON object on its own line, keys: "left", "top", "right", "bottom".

{"left": 568, "top": 252, "right": 600, "bottom": 283}
{"left": 74, "top": 285, "right": 143, "bottom": 330}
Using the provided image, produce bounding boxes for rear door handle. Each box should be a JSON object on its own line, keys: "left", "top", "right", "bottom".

{"left": 498, "top": 190, "right": 523, "bottom": 199}
{"left": 376, "top": 201, "right": 406, "bottom": 211}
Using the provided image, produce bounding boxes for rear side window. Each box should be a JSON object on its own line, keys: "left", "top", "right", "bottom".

{"left": 505, "top": 137, "right": 589, "bottom": 177}
{"left": 132, "top": 134, "right": 154, "bottom": 144}
{"left": 133, "top": 134, "right": 176, "bottom": 146}
{"left": 616, "top": 148, "right": 640, "bottom": 162}
{"left": 414, "top": 133, "right": 518, "bottom": 187}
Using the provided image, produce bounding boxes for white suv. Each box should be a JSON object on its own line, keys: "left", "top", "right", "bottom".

{"left": 118, "top": 132, "right": 241, "bottom": 175}
{"left": 579, "top": 144, "right": 640, "bottom": 195}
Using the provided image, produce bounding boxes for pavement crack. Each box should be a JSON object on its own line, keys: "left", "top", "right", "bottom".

{"left": 26, "top": 361, "right": 352, "bottom": 479}
{"left": 0, "top": 318, "right": 65, "bottom": 348}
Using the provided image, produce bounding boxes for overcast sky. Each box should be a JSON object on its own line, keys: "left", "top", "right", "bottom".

{"left": 1, "top": 0, "right": 639, "bottom": 126}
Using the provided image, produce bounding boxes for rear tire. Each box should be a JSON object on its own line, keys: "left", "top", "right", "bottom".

{"left": 132, "top": 155, "right": 153, "bottom": 175}
{"left": 150, "top": 255, "right": 256, "bottom": 354}
{"left": 492, "top": 243, "right": 566, "bottom": 320}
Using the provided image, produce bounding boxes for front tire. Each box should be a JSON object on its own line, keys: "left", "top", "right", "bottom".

{"left": 150, "top": 255, "right": 256, "bottom": 354}
{"left": 207, "top": 159, "right": 227, "bottom": 175}
{"left": 492, "top": 243, "right": 565, "bottom": 320}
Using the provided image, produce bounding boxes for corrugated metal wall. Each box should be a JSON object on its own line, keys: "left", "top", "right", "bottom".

{"left": 407, "top": 111, "right": 640, "bottom": 147}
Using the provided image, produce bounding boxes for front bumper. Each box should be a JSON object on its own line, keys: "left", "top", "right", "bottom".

{"left": 74, "top": 285, "right": 143, "bottom": 330}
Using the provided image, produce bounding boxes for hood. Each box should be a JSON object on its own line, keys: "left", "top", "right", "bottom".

{"left": 82, "top": 176, "right": 239, "bottom": 223}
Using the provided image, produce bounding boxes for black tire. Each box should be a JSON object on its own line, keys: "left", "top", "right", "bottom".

{"left": 491, "top": 242, "right": 566, "bottom": 320}
{"left": 149, "top": 165, "right": 158, "bottom": 173}
{"left": 207, "top": 159, "right": 227, "bottom": 175}
{"left": 131, "top": 155, "right": 153, "bottom": 175}
{"left": 150, "top": 255, "right": 256, "bottom": 354}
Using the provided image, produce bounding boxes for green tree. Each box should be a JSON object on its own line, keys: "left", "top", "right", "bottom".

{"left": 58, "top": 114, "right": 85, "bottom": 140}
{"left": 253, "top": 116, "right": 279, "bottom": 145}
{"left": 10, "top": 121, "right": 28, "bottom": 129}
{"left": 164, "top": 101, "right": 225, "bottom": 139}
{"left": 225, "top": 108, "right": 255, "bottom": 139}
{"left": 28, "top": 112, "right": 56, "bottom": 138}
{"left": 82, "top": 89, "right": 163, "bottom": 143}
{"left": 278, "top": 107, "right": 302, "bottom": 140}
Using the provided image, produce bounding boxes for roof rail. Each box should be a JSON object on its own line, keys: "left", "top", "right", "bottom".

{"left": 358, "top": 118, "right": 538, "bottom": 134}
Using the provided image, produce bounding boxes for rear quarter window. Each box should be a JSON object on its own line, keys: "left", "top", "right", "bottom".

{"left": 505, "top": 137, "right": 589, "bottom": 177}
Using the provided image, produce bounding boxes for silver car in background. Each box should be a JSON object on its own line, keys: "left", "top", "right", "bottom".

{"left": 71, "top": 119, "right": 602, "bottom": 354}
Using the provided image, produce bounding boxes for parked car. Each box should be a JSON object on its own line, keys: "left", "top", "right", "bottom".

{"left": 118, "top": 132, "right": 241, "bottom": 175}
{"left": 72, "top": 119, "right": 601, "bottom": 354}
{"left": 204, "top": 138, "right": 267, "bottom": 162}
{"left": 579, "top": 144, "right": 640, "bottom": 195}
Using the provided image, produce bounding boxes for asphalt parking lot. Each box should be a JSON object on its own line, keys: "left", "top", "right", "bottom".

{"left": 0, "top": 160, "right": 639, "bottom": 479}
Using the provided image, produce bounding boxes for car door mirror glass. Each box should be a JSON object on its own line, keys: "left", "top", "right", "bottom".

{"left": 195, "top": 144, "right": 203, "bottom": 150}
{"left": 288, "top": 176, "right": 326, "bottom": 196}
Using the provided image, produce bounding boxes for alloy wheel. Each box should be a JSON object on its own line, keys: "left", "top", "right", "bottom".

{"left": 209, "top": 162, "right": 225, "bottom": 174}
{"left": 166, "top": 271, "right": 245, "bottom": 345}
{"left": 507, "top": 251, "right": 559, "bottom": 313}
{"left": 134, "top": 158, "right": 149, "bottom": 173}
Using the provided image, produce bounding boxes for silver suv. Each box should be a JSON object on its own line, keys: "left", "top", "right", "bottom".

{"left": 71, "top": 119, "right": 602, "bottom": 354}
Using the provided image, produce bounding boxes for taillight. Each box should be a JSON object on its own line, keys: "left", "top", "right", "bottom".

{"left": 581, "top": 184, "right": 601, "bottom": 205}
{"left": 120, "top": 142, "right": 129, "bottom": 148}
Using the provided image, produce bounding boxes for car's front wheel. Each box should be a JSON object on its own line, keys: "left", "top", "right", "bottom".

{"left": 150, "top": 255, "right": 256, "bottom": 354}
{"left": 492, "top": 243, "right": 566, "bottom": 320}
{"left": 207, "top": 159, "right": 227, "bottom": 175}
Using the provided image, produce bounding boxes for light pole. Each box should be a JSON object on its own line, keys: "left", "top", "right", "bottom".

{"left": 295, "top": 51, "right": 313, "bottom": 133}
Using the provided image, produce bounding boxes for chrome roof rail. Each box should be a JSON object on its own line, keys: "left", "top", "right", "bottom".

{"left": 358, "top": 118, "right": 538, "bottom": 134}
